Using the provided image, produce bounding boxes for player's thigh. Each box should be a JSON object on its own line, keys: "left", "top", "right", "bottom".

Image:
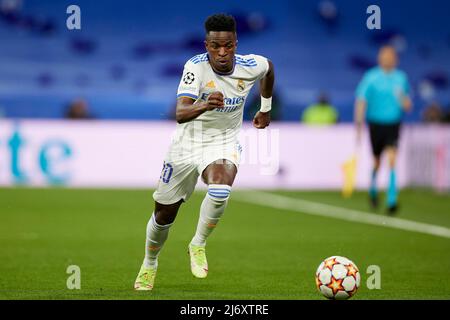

{"left": 368, "top": 123, "right": 384, "bottom": 158}
{"left": 153, "top": 158, "right": 199, "bottom": 205}
{"left": 384, "top": 123, "right": 401, "bottom": 149}
{"left": 198, "top": 142, "right": 241, "bottom": 186}
{"left": 384, "top": 123, "right": 400, "bottom": 167}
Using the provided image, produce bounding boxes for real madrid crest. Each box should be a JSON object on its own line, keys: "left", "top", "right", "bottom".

{"left": 237, "top": 79, "right": 245, "bottom": 92}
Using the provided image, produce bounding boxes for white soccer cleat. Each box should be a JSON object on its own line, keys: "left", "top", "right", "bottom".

{"left": 134, "top": 262, "right": 158, "bottom": 291}
{"left": 188, "top": 243, "right": 208, "bottom": 279}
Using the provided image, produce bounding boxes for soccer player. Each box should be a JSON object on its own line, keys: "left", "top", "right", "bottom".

{"left": 134, "top": 13, "right": 275, "bottom": 290}
{"left": 355, "top": 45, "right": 412, "bottom": 214}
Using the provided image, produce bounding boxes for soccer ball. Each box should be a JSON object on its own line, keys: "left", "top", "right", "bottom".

{"left": 315, "top": 256, "right": 361, "bottom": 300}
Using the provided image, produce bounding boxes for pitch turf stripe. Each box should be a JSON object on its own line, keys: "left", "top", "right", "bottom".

{"left": 233, "top": 191, "right": 450, "bottom": 239}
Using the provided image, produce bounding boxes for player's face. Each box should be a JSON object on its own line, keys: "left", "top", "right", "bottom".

{"left": 205, "top": 31, "right": 237, "bottom": 73}
{"left": 378, "top": 47, "right": 398, "bottom": 71}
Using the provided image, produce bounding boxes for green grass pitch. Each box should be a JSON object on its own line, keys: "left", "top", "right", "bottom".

{"left": 0, "top": 187, "right": 449, "bottom": 300}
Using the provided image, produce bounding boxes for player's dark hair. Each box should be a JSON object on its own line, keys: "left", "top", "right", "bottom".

{"left": 204, "top": 13, "right": 236, "bottom": 34}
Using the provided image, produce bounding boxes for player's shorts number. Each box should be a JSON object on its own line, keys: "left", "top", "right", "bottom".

{"left": 160, "top": 162, "right": 173, "bottom": 183}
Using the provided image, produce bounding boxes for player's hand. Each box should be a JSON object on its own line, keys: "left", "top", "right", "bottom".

{"left": 402, "top": 97, "right": 412, "bottom": 112}
{"left": 205, "top": 91, "right": 224, "bottom": 110}
{"left": 253, "top": 111, "right": 270, "bottom": 129}
{"left": 356, "top": 129, "right": 362, "bottom": 146}
{"left": 355, "top": 122, "right": 363, "bottom": 145}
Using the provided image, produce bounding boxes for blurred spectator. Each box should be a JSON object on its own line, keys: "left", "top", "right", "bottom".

{"left": 232, "top": 11, "right": 269, "bottom": 35}
{"left": 444, "top": 105, "right": 450, "bottom": 123}
{"left": 70, "top": 38, "right": 97, "bottom": 55}
{"left": 422, "top": 101, "right": 444, "bottom": 123}
{"left": 0, "top": 0, "right": 22, "bottom": 14}
{"left": 36, "top": 72, "right": 54, "bottom": 88}
{"left": 65, "top": 99, "right": 92, "bottom": 119}
{"left": 301, "top": 93, "right": 338, "bottom": 125}
{"left": 317, "top": 0, "right": 339, "bottom": 34}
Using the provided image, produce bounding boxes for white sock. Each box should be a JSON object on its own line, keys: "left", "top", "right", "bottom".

{"left": 190, "top": 184, "right": 231, "bottom": 247}
{"left": 143, "top": 213, "right": 172, "bottom": 268}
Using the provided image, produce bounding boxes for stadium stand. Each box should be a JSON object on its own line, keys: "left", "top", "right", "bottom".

{"left": 0, "top": 0, "right": 449, "bottom": 122}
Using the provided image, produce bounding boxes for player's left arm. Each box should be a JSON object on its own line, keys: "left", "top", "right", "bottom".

{"left": 253, "top": 59, "right": 275, "bottom": 129}
{"left": 402, "top": 96, "right": 412, "bottom": 112}
{"left": 401, "top": 74, "right": 412, "bottom": 112}
{"left": 354, "top": 72, "right": 371, "bottom": 144}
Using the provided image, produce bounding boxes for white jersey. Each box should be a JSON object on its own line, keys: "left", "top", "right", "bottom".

{"left": 153, "top": 53, "right": 268, "bottom": 205}
{"left": 175, "top": 52, "right": 269, "bottom": 147}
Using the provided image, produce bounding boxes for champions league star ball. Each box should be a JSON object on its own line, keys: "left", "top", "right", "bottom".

{"left": 315, "top": 256, "right": 361, "bottom": 300}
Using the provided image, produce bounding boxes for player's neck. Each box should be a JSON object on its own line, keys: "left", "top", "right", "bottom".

{"left": 209, "top": 55, "right": 235, "bottom": 75}
{"left": 210, "top": 64, "right": 235, "bottom": 75}
{"left": 381, "top": 66, "right": 395, "bottom": 73}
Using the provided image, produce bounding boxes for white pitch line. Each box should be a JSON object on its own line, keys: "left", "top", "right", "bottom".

{"left": 233, "top": 191, "right": 450, "bottom": 239}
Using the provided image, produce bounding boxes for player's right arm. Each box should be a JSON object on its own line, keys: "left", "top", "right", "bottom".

{"left": 354, "top": 71, "right": 371, "bottom": 144}
{"left": 175, "top": 59, "right": 224, "bottom": 123}
{"left": 175, "top": 92, "right": 224, "bottom": 124}
{"left": 354, "top": 99, "right": 366, "bottom": 144}
{"left": 400, "top": 72, "right": 412, "bottom": 112}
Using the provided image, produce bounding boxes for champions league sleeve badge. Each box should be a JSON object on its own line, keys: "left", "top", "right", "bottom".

{"left": 183, "top": 72, "right": 195, "bottom": 85}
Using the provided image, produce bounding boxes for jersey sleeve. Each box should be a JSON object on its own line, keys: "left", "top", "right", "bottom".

{"left": 177, "top": 60, "right": 202, "bottom": 100}
{"left": 249, "top": 54, "right": 270, "bottom": 80}
{"left": 355, "top": 71, "right": 371, "bottom": 101}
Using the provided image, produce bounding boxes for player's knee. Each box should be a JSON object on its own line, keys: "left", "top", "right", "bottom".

{"left": 207, "top": 184, "right": 231, "bottom": 202}
{"left": 388, "top": 160, "right": 396, "bottom": 170}
{"left": 154, "top": 208, "right": 178, "bottom": 225}
{"left": 203, "top": 161, "right": 237, "bottom": 186}
{"left": 374, "top": 160, "right": 381, "bottom": 170}
{"left": 154, "top": 200, "right": 182, "bottom": 225}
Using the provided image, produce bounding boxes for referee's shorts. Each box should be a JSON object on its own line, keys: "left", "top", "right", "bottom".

{"left": 368, "top": 122, "right": 401, "bottom": 157}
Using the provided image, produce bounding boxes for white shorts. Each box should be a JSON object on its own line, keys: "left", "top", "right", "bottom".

{"left": 153, "top": 141, "right": 242, "bottom": 205}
